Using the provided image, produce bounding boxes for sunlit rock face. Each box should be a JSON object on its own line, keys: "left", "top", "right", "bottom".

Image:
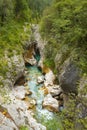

{"left": 47, "top": 85, "right": 62, "bottom": 97}
{"left": 43, "top": 94, "right": 59, "bottom": 112}
{"left": 44, "top": 69, "right": 55, "bottom": 87}
{"left": 24, "top": 46, "right": 37, "bottom": 66}
{"left": 0, "top": 85, "right": 46, "bottom": 130}
{"left": 37, "top": 76, "right": 44, "bottom": 84}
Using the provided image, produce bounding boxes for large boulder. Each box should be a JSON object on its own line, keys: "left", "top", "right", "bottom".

{"left": 11, "top": 85, "right": 31, "bottom": 100}
{"left": 59, "top": 59, "right": 80, "bottom": 94}
{"left": 24, "top": 55, "right": 37, "bottom": 65}
{"left": 24, "top": 47, "right": 37, "bottom": 65}
{"left": 43, "top": 94, "right": 59, "bottom": 112}
{"left": 47, "top": 85, "right": 62, "bottom": 97}
{"left": 44, "top": 69, "right": 55, "bottom": 87}
{"left": 37, "top": 76, "right": 44, "bottom": 84}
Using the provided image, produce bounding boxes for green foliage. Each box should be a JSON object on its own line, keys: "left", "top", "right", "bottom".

{"left": 60, "top": 90, "right": 87, "bottom": 130}
{"left": 19, "top": 125, "right": 28, "bottom": 130}
{"left": 40, "top": 0, "right": 87, "bottom": 73}
{"left": 35, "top": 114, "right": 63, "bottom": 130}
{"left": 0, "top": 58, "right": 8, "bottom": 77}
{"left": 27, "top": 0, "right": 53, "bottom": 22}
{"left": 14, "top": 0, "right": 31, "bottom": 21}
{"left": 61, "top": 95, "right": 77, "bottom": 130}
{"left": 0, "top": 0, "right": 14, "bottom": 25}
{"left": 40, "top": 1, "right": 87, "bottom": 129}
{"left": 0, "top": 21, "right": 30, "bottom": 77}
{"left": 43, "top": 39, "right": 58, "bottom": 71}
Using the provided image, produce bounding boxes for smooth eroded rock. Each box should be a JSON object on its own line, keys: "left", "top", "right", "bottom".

{"left": 47, "top": 85, "right": 62, "bottom": 97}
{"left": 43, "top": 94, "right": 59, "bottom": 112}
{"left": 44, "top": 70, "right": 55, "bottom": 87}
{"left": 37, "top": 76, "right": 44, "bottom": 84}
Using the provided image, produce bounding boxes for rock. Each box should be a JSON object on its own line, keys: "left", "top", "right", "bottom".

{"left": 12, "top": 86, "right": 32, "bottom": 100}
{"left": 12, "top": 86, "right": 27, "bottom": 100}
{"left": 43, "top": 94, "right": 59, "bottom": 112}
{"left": 10, "top": 55, "right": 25, "bottom": 83}
{"left": 77, "top": 103, "right": 87, "bottom": 118}
{"left": 26, "top": 110, "right": 46, "bottom": 130}
{"left": 42, "top": 66, "right": 50, "bottom": 74}
{"left": 15, "top": 75, "right": 25, "bottom": 86}
{"left": 44, "top": 69, "right": 55, "bottom": 87}
{"left": 33, "top": 25, "right": 46, "bottom": 56}
{"left": 24, "top": 46, "right": 37, "bottom": 66}
{"left": 59, "top": 59, "right": 80, "bottom": 94}
{"left": 24, "top": 55, "right": 37, "bottom": 65}
{"left": 59, "top": 93, "right": 63, "bottom": 100}
{"left": 77, "top": 76, "right": 87, "bottom": 118}
{"left": 39, "top": 86, "right": 49, "bottom": 95}
{"left": 32, "top": 25, "right": 47, "bottom": 70}
{"left": 24, "top": 97, "right": 36, "bottom": 109}
{"left": 3, "top": 54, "right": 25, "bottom": 88}
{"left": 29, "top": 99, "right": 37, "bottom": 107}
{"left": 38, "top": 57, "right": 44, "bottom": 69}
{"left": 0, "top": 86, "right": 46, "bottom": 130}
{"left": 63, "top": 93, "right": 69, "bottom": 108}
{"left": 58, "top": 100, "right": 64, "bottom": 107}
{"left": 47, "top": 85, "right": 62, "bottom": 97}
{"left": 25, "top": 90, "right": 32, "bottom": 96}
{"left": 37, "top": 76, "right": 44, "bottom": 84}
{"left": 55, "top": 53, "right": 63, "bottom": 70}
{"left": 0, "top": 112, "right": 18, "bottom": 130}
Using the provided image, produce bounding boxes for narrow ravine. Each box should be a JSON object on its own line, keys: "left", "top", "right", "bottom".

{"left": 0, "top": 25, "right": 63, "bottom": 130}
{"left": 24, "top": 51, "right": 63, "bottom": 130}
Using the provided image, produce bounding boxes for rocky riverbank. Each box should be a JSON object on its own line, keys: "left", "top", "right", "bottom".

{"left": 0, "top": 25, "right": 47, "bottom": 130}
{"left": 0, "top": 25, "right": 63, "bottom": 130}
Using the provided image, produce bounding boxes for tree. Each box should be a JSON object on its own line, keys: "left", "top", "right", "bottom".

{"left": 0, "top": 0, "right": 14, "bottom": 26}
{"left": 27, "top": 0, "right": 53, "bottom": 22}
{"left": 14, "top": 0, "right": 30, "bottom": 21}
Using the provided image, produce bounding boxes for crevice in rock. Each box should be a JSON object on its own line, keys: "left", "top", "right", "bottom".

{"left": 14, "top": 75, "right": 25, "bottom": 86}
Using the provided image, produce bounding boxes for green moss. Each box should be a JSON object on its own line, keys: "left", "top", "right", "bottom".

{"left": 19, "top": 125, "right": 29, "bottom": 130}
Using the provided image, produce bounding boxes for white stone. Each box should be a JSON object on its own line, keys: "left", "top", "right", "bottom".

{"left": 37, "top": 76, "right": 44, "bottom": 84}
{"left": 12, "top": 86, "right": 27, "bottom": 99}
{"left": 43, "top": 94, "right": 59, "bottom": 112}
{"left": 47, "top": 85, "right": 62, "bottom": 96}
{"left": 24, "top": 55, "right": 37, "bottom": 65}
{"left": 44, "top": 70, "right": 55, "bottom": 87}
{"left": 0, "top": 85, "right": 46, "bottom": 130}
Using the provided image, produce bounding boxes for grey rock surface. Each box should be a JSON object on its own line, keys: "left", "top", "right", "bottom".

{"left": 59, "top": 59, "right": 80, "bottom": 94}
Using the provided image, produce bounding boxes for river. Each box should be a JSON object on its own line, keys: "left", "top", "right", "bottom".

{"left": 25, "top": 60, "right": 63, "bottom": 130}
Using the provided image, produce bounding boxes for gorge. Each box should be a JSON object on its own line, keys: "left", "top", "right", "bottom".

{"left": 0, "top": 25, "right": 63, "bottom": 130}
{"left": 0, "top": 0, "right": 87, "bottom": 130}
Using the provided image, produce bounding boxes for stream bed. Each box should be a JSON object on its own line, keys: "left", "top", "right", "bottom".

{"left": 26, "top": 65, "right": 63, "bottom": 130}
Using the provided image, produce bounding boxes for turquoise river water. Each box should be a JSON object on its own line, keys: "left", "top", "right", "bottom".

{"left": 26, "top": 65, "right": 63, "bottom": 130}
